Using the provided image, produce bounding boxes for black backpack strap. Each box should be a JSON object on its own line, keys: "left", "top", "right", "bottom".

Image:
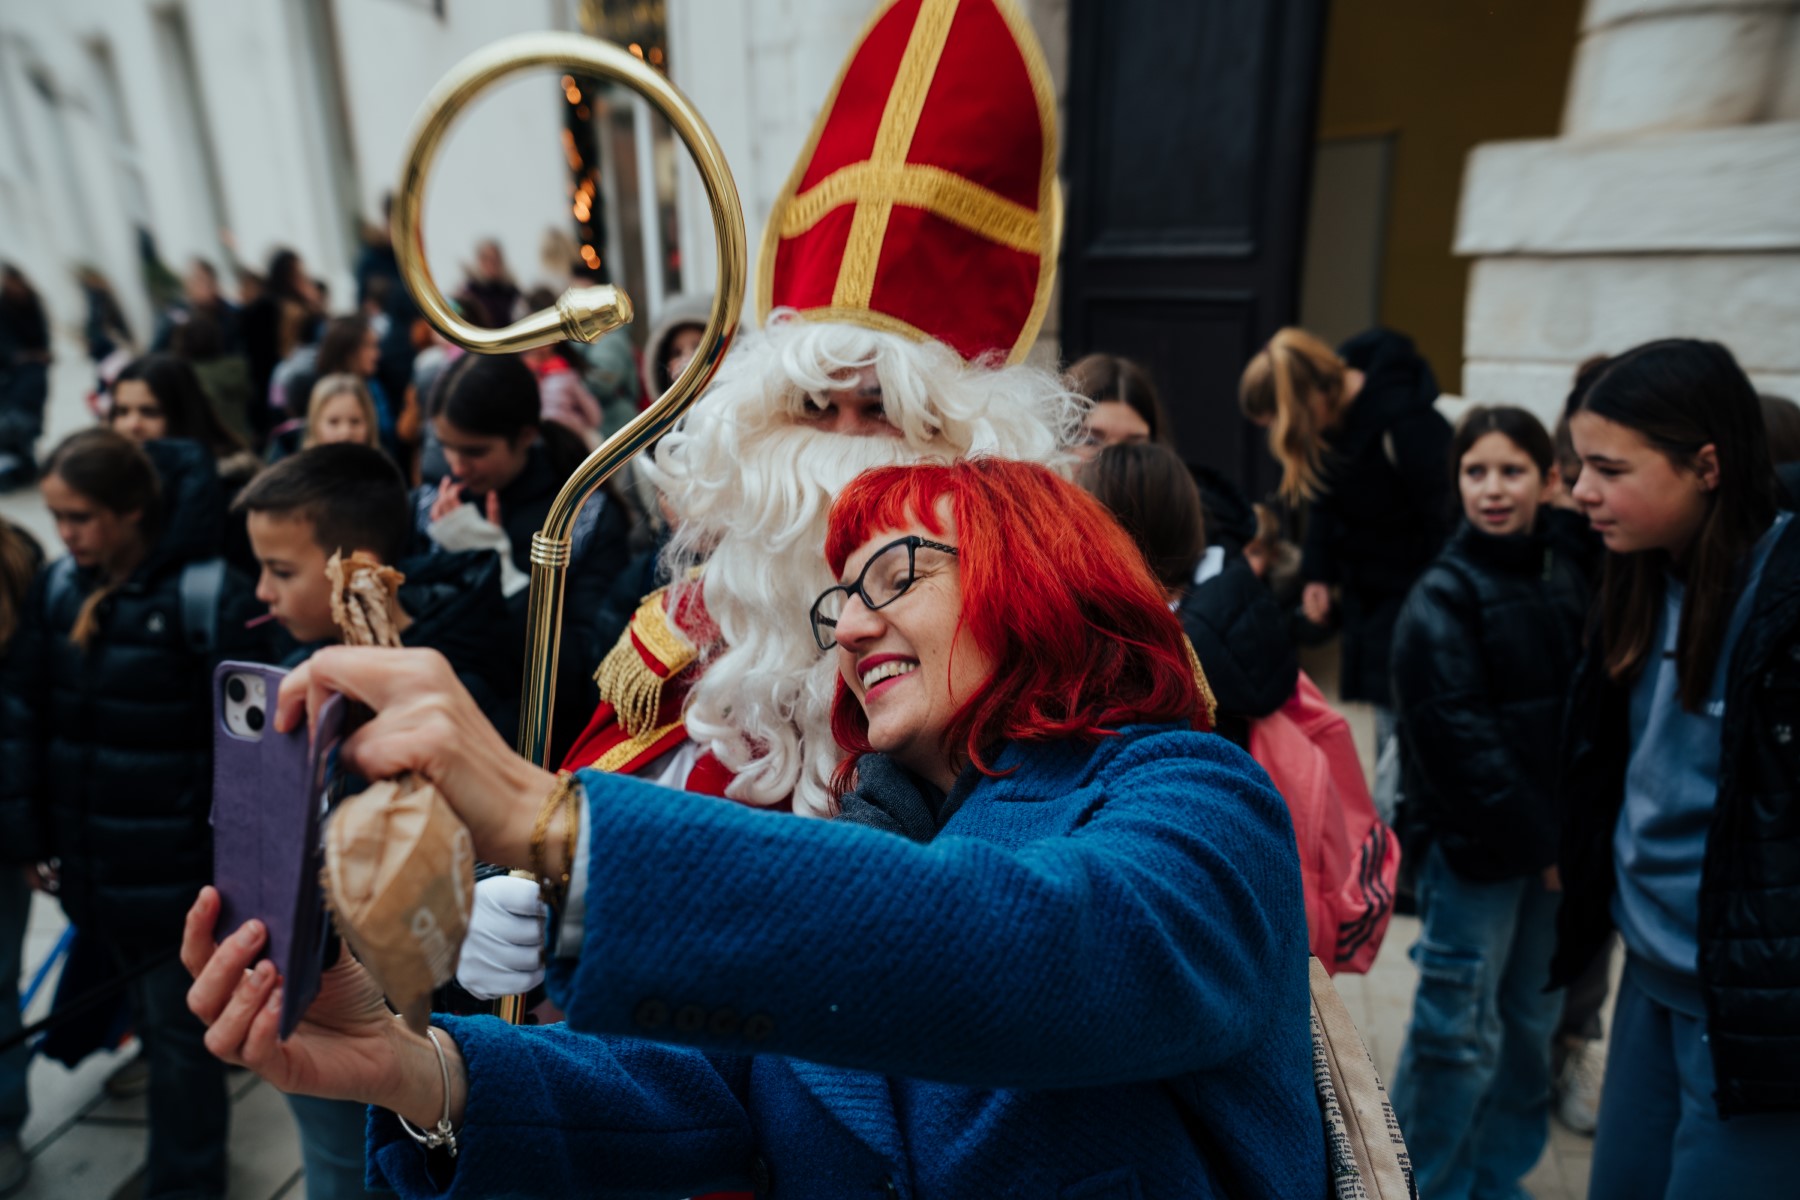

{"left": 179, "top": 557, "right": 227, "bottom": 657}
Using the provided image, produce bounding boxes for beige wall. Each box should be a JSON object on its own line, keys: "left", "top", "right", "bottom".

{"left": 1312, "top": 0, "right": 1582, "bottom": 393}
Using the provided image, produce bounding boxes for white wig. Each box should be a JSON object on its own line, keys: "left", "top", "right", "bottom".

{"left": 641, "top": 311, "right": 1084, "bottom": 816}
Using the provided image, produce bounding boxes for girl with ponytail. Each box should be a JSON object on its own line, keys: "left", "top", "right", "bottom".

{"left": 1, "top": 428, "right": 261, "bottom": 1196}
{"left": 1239, "top": 326, "right": 1452, "bottom": 816}
{"left": 1554, "top": 339, "right": 1800, "bottom": 1197}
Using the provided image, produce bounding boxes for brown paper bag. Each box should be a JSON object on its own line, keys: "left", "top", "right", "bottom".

{"left": 323, "top": 777, "right": 475, "bottom": 1032}
{"left": 318, "top": 553, "right": 477, "bottom": 1033}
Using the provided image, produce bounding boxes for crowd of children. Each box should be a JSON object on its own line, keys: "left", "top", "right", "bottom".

{"left": 0, "top": 238, "right": 701, "bottom": 1198}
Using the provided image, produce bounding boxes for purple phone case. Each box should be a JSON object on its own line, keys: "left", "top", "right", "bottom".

{"left": 211, "top": 662, "right": 345, "bottom": 1038}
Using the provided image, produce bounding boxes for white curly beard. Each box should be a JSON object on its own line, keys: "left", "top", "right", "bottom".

{"left": 640, "top": 314, "right": 1082, "bottom": 817}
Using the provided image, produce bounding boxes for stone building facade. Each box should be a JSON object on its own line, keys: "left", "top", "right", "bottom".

{"left": 1456, "top": 0, "right": 1800, "bottom": 425}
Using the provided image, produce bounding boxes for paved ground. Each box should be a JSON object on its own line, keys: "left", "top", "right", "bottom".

{"left": 4, "top": 344, "right": 1601, "bottom": 1197}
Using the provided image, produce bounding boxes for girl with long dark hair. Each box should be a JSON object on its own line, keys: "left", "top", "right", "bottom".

{"left": 1555, "top": 339, "right": 1799, "bottom": 1197}
{"left": 110, "top": 353, "right": 251, "bottom": 464}
{"left": 110, "top": 353, "right": 262, "bottom": 572}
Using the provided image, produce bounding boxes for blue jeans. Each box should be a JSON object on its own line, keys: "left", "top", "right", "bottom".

{"left": 1389, "top": 845, "right": 1563, "bottom": 1200}
{"left": 0, "top": 873, "right": 29, "bottom": 1140}
{"left": 286, "top": 1095, "right": 390, "bottom": 1198}
{"left": 1589, "top": 956, "right": 1800, "bottom": 1199}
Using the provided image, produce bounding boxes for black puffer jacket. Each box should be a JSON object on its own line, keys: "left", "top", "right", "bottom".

{"left": 0, "top": 521, "right": 45, "bottom": 864}
{"left": 0, "top": 441, "right": 263, "bottom": 943}
{"left": 1180, "top": 549, "right": 1298, "bottom": 749}
{"left": 1390, "top": 519, "right": 1590, "bottom": 881}
{"left": 1552, "top": 515, "right": 1800, "bottom": 1116}
{"left": 1303, "top": 329, "right": 1453, "bottom": 704}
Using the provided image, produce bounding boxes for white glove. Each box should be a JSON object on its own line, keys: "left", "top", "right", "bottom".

{"left": 456, "top": 875, "right": 547, "bottom": 1000}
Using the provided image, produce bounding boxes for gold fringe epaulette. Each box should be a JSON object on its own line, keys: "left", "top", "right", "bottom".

{"left": 593, "top": 588, "right": 699, "bottom": 737}
{"left": 1184, "top": 637, "right": 1220, "bottom": 731}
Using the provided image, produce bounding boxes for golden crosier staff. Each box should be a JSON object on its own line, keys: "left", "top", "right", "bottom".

{"left": 392, "top": 33, "right": 747, "bottom": 1022}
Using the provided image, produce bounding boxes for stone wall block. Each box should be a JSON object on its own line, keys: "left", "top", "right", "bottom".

{"left": 1564, "top": 10, "right": 1786, "bottom": 134}
{"left": 1584, "top": 0, "right": 1799, "bottom": 34}
{"left": 1464, "top": 254, "right": 1800, "bottom": 372}
{"left": 1455, "top": 123, "right": 1800, "bottom": 255}
{"left": 1461, "top": 361, "right": 1589, "bottom": 428}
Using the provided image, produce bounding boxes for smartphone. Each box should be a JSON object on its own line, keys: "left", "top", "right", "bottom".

{"left": 211, "top": 662, "right": 347, "bottom": 1038}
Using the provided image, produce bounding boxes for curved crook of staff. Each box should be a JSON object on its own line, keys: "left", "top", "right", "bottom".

{"left": 391, "top": 32, "right": 748, "bottom": 1022}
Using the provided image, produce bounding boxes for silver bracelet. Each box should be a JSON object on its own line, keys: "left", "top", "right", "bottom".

{"left": 395, "top": 1025, "right": 460, "bottom": 1158}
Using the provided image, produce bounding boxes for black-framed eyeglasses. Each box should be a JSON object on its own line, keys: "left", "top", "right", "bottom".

{"left": 809, "top": 535, "right": 959, "bottom": 651}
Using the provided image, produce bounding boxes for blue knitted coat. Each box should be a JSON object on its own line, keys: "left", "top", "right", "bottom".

{"left": 368, "top": 725, "right": 1325, "bottom": 1198}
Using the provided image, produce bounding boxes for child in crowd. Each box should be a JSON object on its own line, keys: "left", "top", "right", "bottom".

{"left": 415, "top": 352, "right": 631, "bottom": 758}
{"left": 0, "top": 430, "right": 263, "bottom": 1199}
{"left": 109, "top": 352, "right": 263, "bottom": 574}
{"left": 108, "top": 353, "right": 260, "bottom": 493}
{"left": 302, "top": 373, "right": 382, "bottom": 451}
{"left": 312, "top": 315, "right": 405, "bottom": 460}
{"left": 1078, "top": 442, "right": 1298, "bottom": 750}
{"left": 1239, "top": 326, "right": 1452, "bottom": 822}
{"left": 1385, "top": 406, "right": 1592, "bottom": 1199}
{"left": 231, "top": 442, "right": 515, "bottom": 1198}
{"left": 235, "top": 442, "right": 514, "bottom": 728}
{"left": 1076, "top": 441, "right": 1203, "bottom": 605}
{"left": 0, "top": 519, "right": 42, "bottom": 1195}
{"left": 1068, "top": 352, "right": 1169, "bottom": 456}
{"left": 1554, "top": 339, "right": 1800, "bottom": 1199}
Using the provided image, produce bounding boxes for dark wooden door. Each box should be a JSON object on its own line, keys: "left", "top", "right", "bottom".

{"left": 1061, "top": 0, "right": 1327, "bottom": 500}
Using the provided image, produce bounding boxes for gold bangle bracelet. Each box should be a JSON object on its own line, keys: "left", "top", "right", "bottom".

{"left": 530, "top": 771, "right": 579, "bottom": 909}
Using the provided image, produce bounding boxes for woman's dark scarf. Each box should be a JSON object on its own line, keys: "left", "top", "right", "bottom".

{"left": 834, "top": 753, "right": 981, "bottom": 843}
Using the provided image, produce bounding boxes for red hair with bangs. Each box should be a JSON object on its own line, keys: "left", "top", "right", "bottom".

{"left": 825, "top": 458, "right": 1208, "bottom": 794}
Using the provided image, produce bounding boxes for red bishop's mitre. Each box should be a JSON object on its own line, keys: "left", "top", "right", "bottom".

{"left": 756, "top": 0, "right": 1060, "bottom": 365}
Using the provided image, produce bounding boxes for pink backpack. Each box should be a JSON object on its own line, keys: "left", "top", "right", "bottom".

{"left": 1248, "top": 672, "right": 1400, "bottom": 974}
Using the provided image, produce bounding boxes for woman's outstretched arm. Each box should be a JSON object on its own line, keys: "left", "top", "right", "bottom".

{"left": 551, "top": 730, "right": 1306, "bottom": 1092}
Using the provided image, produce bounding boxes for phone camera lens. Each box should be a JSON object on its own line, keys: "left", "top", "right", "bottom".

{"left": 246, "top": 706, "right": 265, "bottom": 733}
{"left": 227, "top": 677, "right": 247, "bottom": 704}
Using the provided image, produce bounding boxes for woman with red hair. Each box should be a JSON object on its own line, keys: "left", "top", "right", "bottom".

{"left": 180, "top": 459, "right": 1323, "bottom": 1198}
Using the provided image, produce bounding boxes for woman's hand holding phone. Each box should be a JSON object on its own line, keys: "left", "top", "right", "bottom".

{"left": 182, "top": 885, "right": 465, "bottom": 1129}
